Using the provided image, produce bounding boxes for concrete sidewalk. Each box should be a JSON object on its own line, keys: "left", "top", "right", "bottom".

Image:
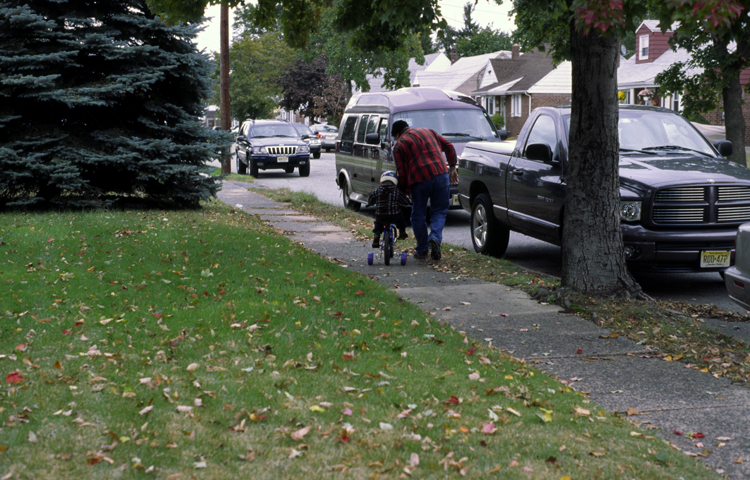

{"left": 218, "top": 180, "right": 750, "bottom": 479}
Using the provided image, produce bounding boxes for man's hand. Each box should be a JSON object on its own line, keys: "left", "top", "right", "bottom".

{"left": 449, "top": 168, "right": 459, "bottom": 186}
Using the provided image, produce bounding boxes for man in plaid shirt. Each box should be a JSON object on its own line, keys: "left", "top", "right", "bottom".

{"left": 391, "top": 120, "right": 458, "bottom": 261}
{"left": 366, "top": 171, "right": 411, "bottom": 248}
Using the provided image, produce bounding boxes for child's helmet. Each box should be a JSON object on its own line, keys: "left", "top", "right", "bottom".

{"left": 380, "top": 171, "right": 398, "bottom": 186}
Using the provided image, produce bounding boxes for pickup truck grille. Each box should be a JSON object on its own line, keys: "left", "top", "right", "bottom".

{"left": 652, "top": 185, "right": 750, "bottom": 225}
{"left": 267, "top": 146, "right": 297, "bottom": 155}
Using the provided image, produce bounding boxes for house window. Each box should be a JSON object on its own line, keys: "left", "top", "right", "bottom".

{"left": 486, "top": 96, "right": 494, "bottom": 115}
{"left": 640, "top": 35, "right": 649, "bottom": 60}
{"left": 511, "top": 94, "right": 522, "bottom": 117}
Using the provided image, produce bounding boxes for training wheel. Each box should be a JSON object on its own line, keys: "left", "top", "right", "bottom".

{"left": 367, "top": 252, "right": 374, "bottom": 265}
{"left": 401, "top": 252, "right": 407, "bottom": 265}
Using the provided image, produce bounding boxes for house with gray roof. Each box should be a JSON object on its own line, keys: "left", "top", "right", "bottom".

{"left": 412, "top": 49, "right": 512, "bottom": 95}
{"left": 471, "top": 46, "right": 571, "bottom": 135}
{"left": 361, "top": 52, "right": 451, "bottom": 93}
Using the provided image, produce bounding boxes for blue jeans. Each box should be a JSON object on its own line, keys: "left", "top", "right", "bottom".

{"left": 410, "top": 173, "right": 450, "bottom": 255}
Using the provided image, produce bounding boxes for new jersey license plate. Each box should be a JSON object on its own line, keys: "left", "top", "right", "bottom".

{"left": 700, "top": 251, "right": 730, "bottom": 268}
{"left": 277, "top": 156, "right": 288, "bottom": 163}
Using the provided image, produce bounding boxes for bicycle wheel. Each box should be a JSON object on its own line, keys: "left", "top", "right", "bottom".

{"left": 383, "top": 228, "right": 392, "bottom": 266}
{"left": 367, "top": 252, "right": 373, "bottom": 265}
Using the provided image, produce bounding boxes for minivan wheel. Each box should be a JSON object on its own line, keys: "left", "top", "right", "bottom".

{"left": 471, "top": 193, "right": 509, "bottom": 257}
{"left": 342, "top": 179, "right": 360, "bottom": 211}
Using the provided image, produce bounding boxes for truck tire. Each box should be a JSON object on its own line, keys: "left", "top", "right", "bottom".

{"left": 313, "top": 152, "right": 321, "bottom": 159}
{"left": 237, "top": 156, "right": 247, "bottom": 175}
{"left": 299, "top": 163, "right": 310, "bottom": 177}
{"left": 471, "top": 193, "right": 509, "bottom": 257}
{"left": 341, "top": 178, "right": 360, "bottom": 211}
{"left": 249, "top": 159, "right": 259, "bottom": 177}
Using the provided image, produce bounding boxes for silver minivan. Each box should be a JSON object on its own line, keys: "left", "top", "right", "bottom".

{"left": 335, "top": 87, "right": 504, "bottom": 211}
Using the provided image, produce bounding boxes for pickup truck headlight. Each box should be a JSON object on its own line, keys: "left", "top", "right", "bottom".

{"left": 297, "top": 145, "right": 309, "bottom": 154}
{"left": 620, "top": 201, "right": 642, "bottom": 222}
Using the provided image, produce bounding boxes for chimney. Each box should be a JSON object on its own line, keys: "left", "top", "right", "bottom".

{"left": 451, "top": 45, "right": 458, "bottom": 64}
{"left": 512, "top": 43, "right": 520, "bottom": 60}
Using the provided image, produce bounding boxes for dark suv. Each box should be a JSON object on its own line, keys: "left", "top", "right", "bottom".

{"left": 236, "top": 120, "right": 311, "bottom": 177}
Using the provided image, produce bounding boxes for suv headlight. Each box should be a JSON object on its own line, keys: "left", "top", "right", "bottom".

{"left": 258, "top": 146, "right": 267, "bottom": 154}
{"left": 297, "top": 145, "right": 309, "bottom": 154}
{"left": 620, "top": 201, "right": 642, "bottom": 222}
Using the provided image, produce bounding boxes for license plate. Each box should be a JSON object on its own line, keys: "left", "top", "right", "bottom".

{"left": 277, "top": 156, "right": 288, "bottom": 163}
{"left": 700, "top": 250, "right": 730, "bottom": 268}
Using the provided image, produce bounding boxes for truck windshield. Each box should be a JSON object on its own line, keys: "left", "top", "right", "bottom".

{"left": 562, "top": 110, "right": 716, "bottom": 157}
{"left": 393, "top": 109, "right": 499, "bottom": 141}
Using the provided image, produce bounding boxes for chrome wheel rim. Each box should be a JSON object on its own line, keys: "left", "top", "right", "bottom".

{"left": 472, "top": 204, "right": 487, "bottom": 249}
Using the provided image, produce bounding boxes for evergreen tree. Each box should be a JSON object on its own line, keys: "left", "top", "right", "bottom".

{"left": 0, "top": 0, "right": 225, "bottom": 208}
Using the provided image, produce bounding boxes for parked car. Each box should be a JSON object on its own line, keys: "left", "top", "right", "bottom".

{"left": 458, "top": 104, "right": 743, "bottom": 274}
{"left": 235, "top": 119, "right": 310, "bottom": 177}
{"left": 291, "top": 123, "right": 322, "bottom": 159}
{"left": 335, "top": 87, "right": 504, "bottom": 212}
{"left": 310, "top": 124, "right": 339, "bottom": 152}
{"left": 725, "top": 223, "right": 750, "bottom": 311}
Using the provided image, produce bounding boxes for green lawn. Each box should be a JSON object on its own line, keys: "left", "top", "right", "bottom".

{"left": 0, "top": 202, "right": 719, "bottom": 479}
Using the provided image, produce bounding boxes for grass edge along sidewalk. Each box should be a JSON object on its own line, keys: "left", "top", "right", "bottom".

{"left": 0, "top": 202, "right": 718, "bottom": 479}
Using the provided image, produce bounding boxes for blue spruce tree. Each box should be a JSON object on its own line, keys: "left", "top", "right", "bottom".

{"left": 0, "top": 0, "right": 226, "bottom": 208}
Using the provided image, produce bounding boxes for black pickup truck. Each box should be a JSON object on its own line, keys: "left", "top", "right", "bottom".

{"left": 457, "top": 105, "right": 749, "bottom": 274}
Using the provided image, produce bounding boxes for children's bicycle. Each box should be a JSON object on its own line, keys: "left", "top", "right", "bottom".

{"left": 368, "top": 223, "right": 408, "bottom": 266}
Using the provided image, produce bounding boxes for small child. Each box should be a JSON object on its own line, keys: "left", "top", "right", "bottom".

{"left": 366, "top": 171, "right": 411, "bottom": 248}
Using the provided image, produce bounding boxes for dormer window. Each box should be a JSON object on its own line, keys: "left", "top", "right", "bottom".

{"left": 640, "top": 34, "right": 649, "bottom": 60}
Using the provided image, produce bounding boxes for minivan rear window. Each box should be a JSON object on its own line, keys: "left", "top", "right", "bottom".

{"left": 393, "top": 108, "right": 498, "bottom": 141}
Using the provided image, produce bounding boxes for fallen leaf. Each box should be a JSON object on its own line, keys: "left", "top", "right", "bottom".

{"left": 5, "top": 372, "right": 26, "bottom": 384}
{"left": 355, "top": 290, "right": 365, "bottom": 295}
{"left": 481, "top": 422, "right": 497, "bottom": 434}
{"left": 575, "top": 407, "right": 590, "bottom": 416}
{"left": 627, "top": 408, "right": 638, "bottom": 416}
{"left": 139, "top": 406, "right": 153, "bottom": 416}
{"left": 186, "top": 363, "right": 199, "bottom": 372}
{"left": 291, "top": 426, "right": 311, "bottom": 441}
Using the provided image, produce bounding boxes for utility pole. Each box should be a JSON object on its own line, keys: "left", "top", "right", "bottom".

{"left": 219, "top": 2, "right": 231, "bottom": 174}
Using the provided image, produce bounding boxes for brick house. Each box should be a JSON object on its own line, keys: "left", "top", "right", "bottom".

{"left": 618, "top": 20, "right": 750, "bottom": 145}
{"left": 471, "top": 46, "right": 571, "bottom": 136}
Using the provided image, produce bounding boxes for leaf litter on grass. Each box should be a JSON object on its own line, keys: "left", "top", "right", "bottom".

{"left": 0, "top": 202, "right": 721, "bottom": 479}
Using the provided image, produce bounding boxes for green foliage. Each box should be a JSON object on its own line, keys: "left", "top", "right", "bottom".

{"left": 0, "top": 0, "right": 224, "bottom": 208}
{"left": 293, "top": 1, "right": 423, "bottom": 93}
{"left": 457, "top": 27, "right": 513, "bottom": 57}
{"left": 436, "top": 3, "right": 512, "bottom": 58}
{"left": 222, "top": 32, "right": 295, "bottom": 120}
{"left": 491, "top": 113, "right": 505, "bottom": 129}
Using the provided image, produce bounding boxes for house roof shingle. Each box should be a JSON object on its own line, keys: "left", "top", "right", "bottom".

{"left": 471, "top": 49, "right": 556, "bottom": 96}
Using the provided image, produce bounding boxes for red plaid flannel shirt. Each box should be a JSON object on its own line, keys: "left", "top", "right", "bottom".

{"left": 393, "top": 127, "right": 457, "bottom": 194}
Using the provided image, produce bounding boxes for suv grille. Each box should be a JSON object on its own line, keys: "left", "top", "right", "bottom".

{"left": 652, "top": 185, "right": 750, "bottom": 225}
{"left": 267, "top": 146, "right": 297, "bottom": 155}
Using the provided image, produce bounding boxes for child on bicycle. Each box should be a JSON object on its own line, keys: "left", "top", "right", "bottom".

{"left": 366, "top": 171, "right": 411, "bottom": 248}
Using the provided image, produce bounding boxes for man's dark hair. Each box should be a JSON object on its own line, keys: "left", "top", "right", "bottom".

{"left": 391, "top": 120, "right": 409, "bottom": 138}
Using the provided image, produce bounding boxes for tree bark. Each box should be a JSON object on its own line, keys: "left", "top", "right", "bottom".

{"left": 561, "top": 24, "right": 642, "bottom": 297}
{"left": 723, "top": 75, "right": 746, "bottom": 165}
{"left": 220, "top": 2, "right": 232, "bottom": 175}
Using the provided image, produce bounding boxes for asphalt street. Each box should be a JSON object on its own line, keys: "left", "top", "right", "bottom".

{"left": 216, "top": 151, "right": 746, "bottom": 315}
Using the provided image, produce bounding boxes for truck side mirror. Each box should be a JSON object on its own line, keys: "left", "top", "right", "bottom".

{"left": 525, "top": 143, "right": 553, "bottom": 163}
{"left": 365, "top": 133, "right": 380, "bottom": 145}
{"left": 497, "top": 129, "right": 508, "bottom": 141}
{"left": 714, "top": 140, "right": 733, "bottom": 157}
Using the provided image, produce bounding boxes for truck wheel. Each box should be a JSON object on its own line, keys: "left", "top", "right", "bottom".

{"left": 471, "top": 193, "right": 509, "bottom": 257}
{"left": 341, "top": 179, "right": 360, "bottom": 211}
{"left": 249, "top": 159, "right": 259, "bottom": 177}
{"left": 299, "top": 163, "right": 310, "bottom": 177}
{"left": 237, "top": 156, "right": 247, "bottom": 175}
{"left": 313, "top": 152, "right": 321, "bottom": 159}
{"left": 284, "top": 166, "right": 294, "bottom": 174}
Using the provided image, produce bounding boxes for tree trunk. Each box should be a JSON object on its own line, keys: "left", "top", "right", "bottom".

{"left": 723, "top": 76, "right": 746, "bottom": 165}
{"left": 219, "top": 2, "right": 232, "bottom": 175}
{"left": 561, "top": 24, "right": 642, "bottom": 297}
